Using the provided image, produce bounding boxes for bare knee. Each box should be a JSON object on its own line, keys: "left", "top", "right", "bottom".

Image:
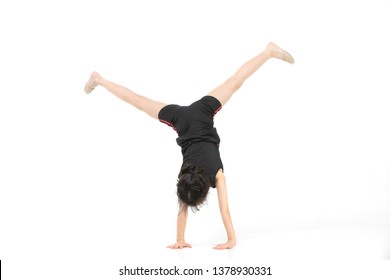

{"left": 228, "top": 76, "right": 244, "bottom": 91}
{"left": 134, "top": 95, "right": 165, "bottom": 119}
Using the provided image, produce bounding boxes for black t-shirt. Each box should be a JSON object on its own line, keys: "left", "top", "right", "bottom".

{"left": 158, "top": 96, "right": 223, "bottom": 187}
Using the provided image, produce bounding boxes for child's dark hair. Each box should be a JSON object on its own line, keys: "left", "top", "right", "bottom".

{"left": 176, "top": 163, "right": 210, "bottom": 212}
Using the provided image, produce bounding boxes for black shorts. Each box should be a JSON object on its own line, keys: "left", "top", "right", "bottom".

{"left": 158, "top": 96, "right": 222, "bottom": 148}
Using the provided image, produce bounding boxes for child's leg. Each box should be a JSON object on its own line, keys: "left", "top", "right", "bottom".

{"left": 84, "top": 72, "right": 167, "bottom": 119}
{"left": 207, "top": 42, "right": 294, "bottom": 106}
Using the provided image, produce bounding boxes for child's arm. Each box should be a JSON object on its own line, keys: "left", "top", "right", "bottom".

{"left": 214, "top": 169, "right": 236, "bottom": 250}
{"left": 167, "top": 204, "right": 192, "bottom": 249}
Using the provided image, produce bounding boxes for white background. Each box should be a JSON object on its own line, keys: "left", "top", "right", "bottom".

{"left": 1, "top": 0, "right": 390, "bottom": 279}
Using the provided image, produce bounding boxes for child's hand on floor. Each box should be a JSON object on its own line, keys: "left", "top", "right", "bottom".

{"left": 167, "top": 241, "right": 192, "bottom": 249}
{"left": 213, "top": 240, "right": 236, "bottom": 250}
